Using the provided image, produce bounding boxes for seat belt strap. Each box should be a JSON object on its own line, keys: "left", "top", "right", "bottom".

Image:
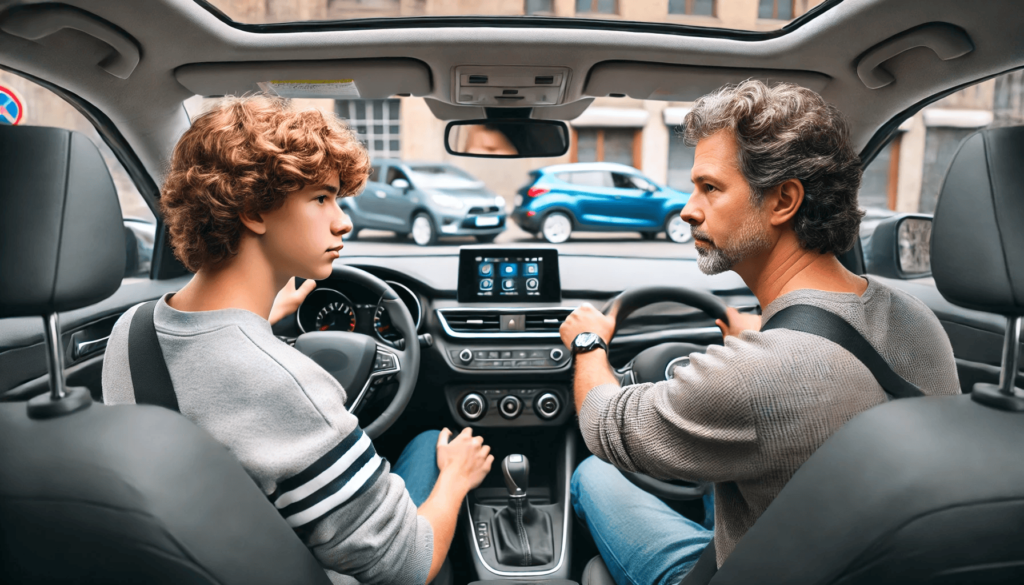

{"left": 679, "top": 539, "right": 718, "bottom": 585}
{"left": 128, "top": 300, "right": 180, "bottom": 412}
{"left": 761, "top": 304, "right": 924, "bottom": 399}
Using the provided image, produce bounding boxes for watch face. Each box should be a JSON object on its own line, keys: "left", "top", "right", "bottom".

{"left": 574, "top": 332, "right": 598, "bottom": 348}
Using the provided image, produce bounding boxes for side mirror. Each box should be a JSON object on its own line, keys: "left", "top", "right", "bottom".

{"left": 445, "top": 119, "right": 570, "bottom": 158}
{"left": 865, "top": 214, "right": 932, "bottom": 279}
{"left": 391, "top": 178, "right": 410, "bottom": 191}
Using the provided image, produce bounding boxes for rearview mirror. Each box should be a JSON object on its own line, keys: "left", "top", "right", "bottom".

{"left": 865, "top": 214, "right": 932, "bottom": 279}
{"left": 444, "top": 119, "right": 569, "bottom": 158}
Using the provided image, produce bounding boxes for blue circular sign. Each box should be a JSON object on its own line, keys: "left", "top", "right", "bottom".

{"left": 0, "top": 86, "right": 24, "bottom": 125}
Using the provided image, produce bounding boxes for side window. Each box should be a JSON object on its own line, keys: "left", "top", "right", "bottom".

{"left": 369, "top": 164, "right": 381, "bottom": 183}
{"left": 612, "top": 173, "right": 653, "bottom": 191}
{"left": 385, "top": 166, "right": 409, "bottom": 186}
{"left": 861, "top": 69, "right": 1024, "bottom": 276}
{"left": 567, "top": 171, "right": 612, "bottom": 187}
{"left": 0, "top": 71, "right": 156, "bottom": 280}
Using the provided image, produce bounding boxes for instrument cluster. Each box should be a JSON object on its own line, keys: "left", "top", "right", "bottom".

{"left": 296, "top": 279, "right": 422, "bottom": 344}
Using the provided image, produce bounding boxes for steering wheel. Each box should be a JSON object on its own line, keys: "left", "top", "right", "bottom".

{"left": 293, "top": 265, "right": 420, "bottom": 439}
{"left": 600, "top": 286, "right": 729, "bottom": 500}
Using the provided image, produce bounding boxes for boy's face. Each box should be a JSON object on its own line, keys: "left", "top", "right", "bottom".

{"left": 258, "top": 174, "right": 351, "bottom": 281}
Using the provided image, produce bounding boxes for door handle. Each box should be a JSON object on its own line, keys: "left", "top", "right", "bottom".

{"left": 73, "top": 335, "right": 109, "bottom": 360}
{"left": 374, "top": 190, "right": 387, "bottom": 198}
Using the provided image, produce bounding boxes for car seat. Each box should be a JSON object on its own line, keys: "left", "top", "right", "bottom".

{"left": 582, "top": 126, "right": 1024, "bottom": 584}
{"left": 0, "top": 125, "right": 332, "bottom": 584}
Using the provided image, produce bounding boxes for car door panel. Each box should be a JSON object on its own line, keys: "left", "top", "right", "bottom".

{"left": 0, "top": 275, "right": 191, "bottom": 401}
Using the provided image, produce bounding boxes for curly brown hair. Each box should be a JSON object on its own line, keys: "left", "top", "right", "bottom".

{"left": 683, "top": 80, "right": 864, "bottom": 255}
{"left": 160, "top": 95, "right": 370, "bottom": 272}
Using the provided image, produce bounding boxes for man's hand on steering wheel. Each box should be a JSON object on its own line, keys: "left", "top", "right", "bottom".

{"left": 716, "top": 306, "right": 762, "bottom": 339}
{"left": 560, "top": 303, "right": 617, "bottom": 350}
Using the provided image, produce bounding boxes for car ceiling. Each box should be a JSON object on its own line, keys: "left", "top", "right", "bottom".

{"left": 1, "top": 0, "right": 1022, "bottom": 194}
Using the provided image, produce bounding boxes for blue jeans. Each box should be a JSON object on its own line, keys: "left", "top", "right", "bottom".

{"left": 571, "top": 456, "right": 715, "bottom": 585}
{"left": 391, "top": 430, "right": 442, "bottom": 507}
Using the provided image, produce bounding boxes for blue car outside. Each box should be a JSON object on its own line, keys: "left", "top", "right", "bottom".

{"left": 511, "top": 162, "right": 693, "bottom": 244}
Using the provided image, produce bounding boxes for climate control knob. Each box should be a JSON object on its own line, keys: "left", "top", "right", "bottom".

{"left": 459, "top": 393, "right": 486, "bottom": 421}
{"left": 498, "top": 395, "right": 523, "bottom": 419}
{"left": 458, "top": 349, "right": 473, "bottom": 364}
{"left": 549, "top": 348, "right": 565, "bottom": 362}
{"left": 534, "top": 392, "right": 561, "bottom": 420}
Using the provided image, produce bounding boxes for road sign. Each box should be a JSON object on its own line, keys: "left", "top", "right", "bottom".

{"left": 0, "top": 85, "right": 24, "bottom": 125}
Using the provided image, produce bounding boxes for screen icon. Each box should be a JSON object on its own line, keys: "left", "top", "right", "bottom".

{"left": 524, "top": 263, "right": 539, "bottom": 276}
{"left": 526, "top": 277, "right": 539, "bottom": 291}
{"left": 479, "top": 278, "right": 493, "bottom": 291}
{"left": 502, "top": 278, "right": 516, "bottom": 291}
{"left": 479, "top": 263, "right": 494, "bottom": 277}
{"left": 499, "top": 263, "right": 518, "bottom": 277}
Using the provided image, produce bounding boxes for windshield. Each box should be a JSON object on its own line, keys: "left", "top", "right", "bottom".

{"left": 199, "top": 0, "right": 835, "bottom": 33}
{"left": 407, "top": 165, "right": 485, "bottom": 190}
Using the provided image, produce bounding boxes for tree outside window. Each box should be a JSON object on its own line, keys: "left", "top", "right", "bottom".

{"left": 576, "top": 0, "right": 616, "bottom": 14}
{"left": 758, "top": 0, "right": 793, "bottom": 20}
{"left": 669, "top": 0, "right": 715, "bottom": 17}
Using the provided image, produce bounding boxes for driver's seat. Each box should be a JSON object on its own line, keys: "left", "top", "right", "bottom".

{"left": 0, "top": 126, "right": 331, "bottom": 584}
{"left": 583, "top": 126, "right": 1024, "bottom": 585}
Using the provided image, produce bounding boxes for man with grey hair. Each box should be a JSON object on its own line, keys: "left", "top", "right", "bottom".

{"left": 560, "top": 80, "right": 960, "bottom": 585}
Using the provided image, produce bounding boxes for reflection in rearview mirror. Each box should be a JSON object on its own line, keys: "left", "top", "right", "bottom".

{"left": 445, "top": 119, "right": 569, "bottom": 158}
{"left": 898, "top": 217, "right": 932, "bottom": 276}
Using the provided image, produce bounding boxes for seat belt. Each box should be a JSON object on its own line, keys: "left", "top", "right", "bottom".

{"left": 128, "top": 300, "right": 180, "bottom": 412}
{"left": 760, "top": 304, "right": 924, "bottom": 399}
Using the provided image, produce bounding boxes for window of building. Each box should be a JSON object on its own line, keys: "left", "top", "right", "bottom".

{"left": 758, "top": 0, "right": 793, "bottom": 20}
{"left": 667, "top": 131, "right": 697, "bottom": 193}
{"left": 576, "top": 0, "right": 616, "bottom": 15}
{"left": 0, "top": 70, "right": 156, "bottom": 278}
{"left": 335, "top": 98, "right": 401, "bottom": 160}
{"left": 669, "top": 0, "right": 715, "bottom": 17}
{"left": 572, "top": 128, "right": 640, "bottom": 168}
{"left": 859, "top": 136, "right": 900, "bottom": 211}
{"left": 526, "top": 0, "right": 553, "bottom": 15}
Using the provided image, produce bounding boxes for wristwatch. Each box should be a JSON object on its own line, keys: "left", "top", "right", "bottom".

{"left": 571, "top": 332, "right": 608, "bottom": 356}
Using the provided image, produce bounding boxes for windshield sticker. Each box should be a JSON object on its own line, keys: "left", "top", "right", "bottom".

{"left": 257, "top": 79, "right": 360, "bottom": 98}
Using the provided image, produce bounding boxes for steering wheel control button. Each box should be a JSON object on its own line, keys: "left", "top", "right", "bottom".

{"left": 499, "top": 395, "right": 522, "bottom": 419}
{"left": 459, "top": 349, "right": 473, "bottom": 363}
{"left": 549, "top": 348, "right": 564, "bottom": 362}
{"left": 535, "top": 392, "right": 561, "bottom": 419}
{"left": 476, "top": 522, "right": 491, "bottom": 549}
{"left": 460, "top": 393, "right": 486, "bottom": 421}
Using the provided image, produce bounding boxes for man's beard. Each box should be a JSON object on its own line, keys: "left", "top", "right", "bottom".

{"left": 692, "top": 214, "right": 772, "bottom": 275}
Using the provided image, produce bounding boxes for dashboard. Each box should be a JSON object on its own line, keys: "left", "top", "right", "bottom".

{"left": 296, "top": 279, "right": 422, "bottom": 345}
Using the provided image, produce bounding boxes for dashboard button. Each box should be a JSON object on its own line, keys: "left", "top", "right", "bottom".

{"left": 535, "top": 392, "right": 561, "bottom": 420}
{"left": 475, "top": 351, "right": 489, "bottom": 360}
{"left": 499, "top": 395, "right": 522, "bottom": 419}
{"left": 500, "top": 351, "right": 512, "bottom": 359}
{"left": 529, "top": 350, "right": 546, "bottom": 359}
{"left": 515, "top": 350, "right": 530, "bottom": 359}
{"left": 460, "top": 393, "right": 486, "bottom": 421}
{"left": 549, "top": 348, "right": 565, "bottom": 362}
{"left": 459, "top": 349, "right": 473, "bottom": 363}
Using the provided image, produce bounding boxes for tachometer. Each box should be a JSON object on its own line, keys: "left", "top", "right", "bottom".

{"left": 374, "top": 281, "right": 422, "bottom": 343}
{"left": 315, "top": 299, "right": 357, "bottom": 332}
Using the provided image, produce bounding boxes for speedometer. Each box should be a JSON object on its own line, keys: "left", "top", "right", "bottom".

{"left": 315, "top": 300, "right": 356, "bottom": 332}
{"left": 374, "top": 281, "right": 422, "bottom": 343}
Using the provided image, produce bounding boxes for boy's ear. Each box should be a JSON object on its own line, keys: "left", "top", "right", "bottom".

{"left": 239, "top": 210, "right": 267, "bottom": 235}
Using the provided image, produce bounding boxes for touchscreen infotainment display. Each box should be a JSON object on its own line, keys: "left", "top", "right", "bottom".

{"left": 457, "top": 247, "right": 561, "bottom": 303}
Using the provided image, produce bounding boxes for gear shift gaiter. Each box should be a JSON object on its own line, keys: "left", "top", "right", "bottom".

{"left": 492, "top": 454, "right": 554, "bottom": 567}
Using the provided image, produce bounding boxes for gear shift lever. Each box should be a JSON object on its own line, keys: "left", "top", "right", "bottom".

{"left": 502, "top": 454, "right": 529, "bottom": 497}
{"left": 492, "top": 454, "right": 554, "bottom": 567}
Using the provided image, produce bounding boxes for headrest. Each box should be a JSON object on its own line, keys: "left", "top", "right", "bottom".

{"left": 0, "top": 126, "right": 126, "bottom": 318}
{"left": 932, "top": 126, "right": 1024, "bottom": 316}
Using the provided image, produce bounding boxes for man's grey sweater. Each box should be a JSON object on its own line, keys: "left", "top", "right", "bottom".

{"left": 578, "top": 277, "right": 961, "bottom": 567}
{"left": 102, "top": 294, "right": 432, "bottom": 585}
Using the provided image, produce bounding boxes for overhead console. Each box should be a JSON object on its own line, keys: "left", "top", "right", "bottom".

{"left": 452, "top": 65, "right": 570, "bottom": 106}
{"left": 584, "top": 60, "right": 832, "bottom": 101}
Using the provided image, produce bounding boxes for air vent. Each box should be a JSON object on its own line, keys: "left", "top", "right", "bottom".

{"left": 439, "top": 310, "right": 501, "bottom": 333}
{"left": 524, "top": 309, "right": 573, "bottom": 332}
{"left": 468, "top": 75, "right": 489, "bottom": 84}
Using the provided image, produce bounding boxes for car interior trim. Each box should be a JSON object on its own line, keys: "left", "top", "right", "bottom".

{"left": 348, "top": 348, "right": 400, "bottom": 414}
{"left": 464, "top": 428, "right": 574, "bottom": 578}
{"left": 436, "top": 307, "right": 575, "bottom": 339}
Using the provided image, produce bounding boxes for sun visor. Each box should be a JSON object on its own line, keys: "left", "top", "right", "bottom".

{"left": 174, "top": 58, "right": 432, "bottom": 99}
{"left": 584, "top": 61, "right": 831, "bottom": 101}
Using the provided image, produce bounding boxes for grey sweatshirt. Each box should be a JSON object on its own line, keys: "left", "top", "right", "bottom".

{"left": 102, "top": 294, "right": 433, "bottom": 585}
{"left": 578, "top": 277, "right": 961, "bottom": 566}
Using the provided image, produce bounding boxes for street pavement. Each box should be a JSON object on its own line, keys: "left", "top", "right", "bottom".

{"left": 341, "top": 221, "right": 699, "bottom": 259}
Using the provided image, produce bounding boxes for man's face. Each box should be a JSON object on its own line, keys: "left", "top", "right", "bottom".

{"left": 681, "top": 130, "right": 773, "bottom": 275}
{"left": 258, "top": 174, "right": 351, "bottom": 280}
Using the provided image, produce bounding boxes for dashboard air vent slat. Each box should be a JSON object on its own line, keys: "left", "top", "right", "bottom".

{"left": 440, "top": 310, "right": 501, "bottom": 333}
{"left": 523, "top": 309, "right": 573, "bottom": 332}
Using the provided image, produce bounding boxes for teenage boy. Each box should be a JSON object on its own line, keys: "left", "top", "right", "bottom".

{"left": 103, "top": 96, "right": 492, "bottom": 585}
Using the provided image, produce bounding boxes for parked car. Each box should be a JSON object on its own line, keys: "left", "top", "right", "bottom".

{"left": 341, "top": 160, "right": 507, "bottom": 246}
{"left": 512, "top": 162, "right": 692, "bottom": 244}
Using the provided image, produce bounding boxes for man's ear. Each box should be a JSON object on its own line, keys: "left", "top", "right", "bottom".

{"left": 239, "top": 210, "right": 267, "bottom": 236}
{"left": 767, "top": 178, "right": 804, "bottom": 227}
